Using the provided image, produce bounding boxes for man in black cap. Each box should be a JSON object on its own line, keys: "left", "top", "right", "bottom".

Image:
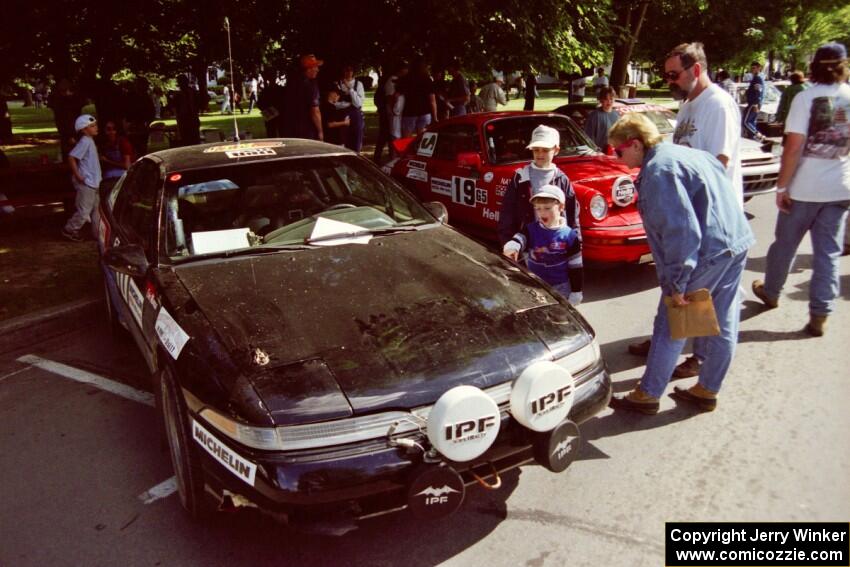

{"left": 752, "top": 43, "right": 850, "bottom": 337}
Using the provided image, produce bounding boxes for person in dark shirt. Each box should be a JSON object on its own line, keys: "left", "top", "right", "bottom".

{"left": 281, "top": 55, "right": 323, "bottom": 141}
{"left": 320, "top": 87, "right": 350, "bottom": 146}
{"left": 399, "top": 58, "right": 437, "bottom": 136}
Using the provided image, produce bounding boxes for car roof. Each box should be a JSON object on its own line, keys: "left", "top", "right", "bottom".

{"left": 145, "top": 139, "right": 354, "bottom": 173}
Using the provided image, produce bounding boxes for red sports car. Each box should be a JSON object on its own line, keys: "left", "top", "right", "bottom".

{"left": 386, "top": 112, "right": 650, "bottom": 264}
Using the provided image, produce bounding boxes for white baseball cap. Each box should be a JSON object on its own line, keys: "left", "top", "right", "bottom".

{"left": 530, "top": 184, "right": 565, "bottom": 204}
{"left": 526, "top": 124, "right": 560, "bottom": 149}
{"left": 74, "top": 114, "right": 97, "bottom": 132}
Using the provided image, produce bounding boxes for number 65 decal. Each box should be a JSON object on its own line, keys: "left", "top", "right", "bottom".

{"left": 452, "top": 176, "right": 488, "bottom": 207}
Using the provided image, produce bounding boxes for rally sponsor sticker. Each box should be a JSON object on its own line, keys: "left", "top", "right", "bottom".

{"left": 192, "top": 419, "right": 257, "bottom": 486}
{"left": 408, "top": 160, "right": 427, "bottom": 170}
{"left": 407, "top": 168, "right": 428, "bottom": 182}
{"left": 203, "top": 141, "right": 284, "bottom": 153}
{"left": 155, "top": 307, "right": 190, "bottom": 360}
{"left": 431, "top": 177, "right": 452, "bottom": 197}
{"left": 483, "top": 171, "right": 494, "bottom": 183}
{"left": 116, "top": 273, "right": 144, "bottom": 327}
{"left": 225, "top": 148, "right": 277, "bottom": 159}
{"left": 416, "top": 132, "right": 438, "bottom": 157}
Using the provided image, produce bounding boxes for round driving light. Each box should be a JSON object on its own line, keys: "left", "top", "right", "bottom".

{"left": 509, "top": 361, "right": 576, "bottom": 432}
{"left": 407, "top": 464, "right": 465, "bottom": 519}
{"left": 611, "top": 175, "right": 636, "bottom": 207}
{"left": 589, "top": 193, "right": 608, "bottom": 220}
{"left": 427, "top": 386, "right": 500, "bottom": 462}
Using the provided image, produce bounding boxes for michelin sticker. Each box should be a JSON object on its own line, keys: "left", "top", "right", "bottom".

{"left": 407, "top": 168, "right": 428, "bottom": 182}
{"left": 193, "top": 419, "right": 257, "bottom": 486}
{"left": 483, "top": 171, "right": 494, "bottom": 183}
{"left": 431, "top": 178, "right": 452, "bottom": 197}
{"left": 416, "top": 132, "right": 438, "bottom": 157}
{"left": 155, "top": 307, "right": 190, "bottom": 360}
{"left": 116, "top": 273, "right": 144, "bottom": 327}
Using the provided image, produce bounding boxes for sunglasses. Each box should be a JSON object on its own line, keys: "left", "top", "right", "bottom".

{"left": 614, "top": 139, "right": 636, "bottom": 158}
{"left": 662, "top": 63, "right": 694, "bottom": 81}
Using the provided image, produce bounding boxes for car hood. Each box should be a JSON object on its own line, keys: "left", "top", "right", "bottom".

{"left": 554, "top": 154, "right": 634, "bottom": 184}
{"left": 172, "top": 227, "right": 588, "bottom": 420}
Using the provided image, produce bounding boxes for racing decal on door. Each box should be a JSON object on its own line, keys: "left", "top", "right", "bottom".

{"left": 431, "top": 178, "right": 452, "bottom": 197}
{"left": 192, "top": 419, "right": 257, "bottom": 486}
{"left": 451, "top": 176, "right": 488, "bottom": 207}
{"left": 417, "top": 132, "right": 438, "bottom": 157}
{"left": 406, "top": 168, "right": 428, "bottom": 182}
{"left": 115, "top": 272, "right": 144, "bottom": 328}
{"left": 155, "top": 307, "right": 190, "bottom": 360}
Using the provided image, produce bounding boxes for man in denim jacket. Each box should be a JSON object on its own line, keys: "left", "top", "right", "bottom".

{"left": 608, "top": 114, "right": 755, "bottom": 414}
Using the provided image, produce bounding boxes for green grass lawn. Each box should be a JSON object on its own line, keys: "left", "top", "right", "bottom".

{"left": 2, "top": 88, "right": 674, "bottom": 164}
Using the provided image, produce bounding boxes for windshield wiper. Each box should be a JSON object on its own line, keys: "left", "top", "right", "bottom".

{"left": 304, "top": 225, "right": 419, "bottom": 245}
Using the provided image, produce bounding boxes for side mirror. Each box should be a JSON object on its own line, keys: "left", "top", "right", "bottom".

{"left": 456, "top": 152, "right": 482, "bottom": 171}
{"left": 424, "top": 201, "right": 448, "bottom": 224}
{"left": 104, "top": 244, "right": 150, "bottom": 278}
{"left": 604, "top": 144, "right": 615, "bottom": 156}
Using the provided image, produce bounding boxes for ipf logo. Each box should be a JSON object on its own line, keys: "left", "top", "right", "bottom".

{"left": 530, "top": 385, "right": 572, "bottom": 417}
{"left": 444, "top": 415, "right": 498, "bottom": 442}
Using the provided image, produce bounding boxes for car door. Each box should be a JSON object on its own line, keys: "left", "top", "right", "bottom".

{"left": 419, "top": 123, "right": 490, "bottom": 228}
{"left": 106, "top": 159, "right": 163, "bottom": 366}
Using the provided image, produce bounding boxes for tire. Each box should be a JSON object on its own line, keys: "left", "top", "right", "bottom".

{"left": 159, "top": 366, "right": 212, "bottom": 521}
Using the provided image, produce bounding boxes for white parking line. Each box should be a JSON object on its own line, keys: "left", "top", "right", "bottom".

{"left": 138, "top": 477, "right": 178, "bottom": 504}
{"left": 17, "top": 354, "right": 155, "bottom": 407}
{"left": 16, "top": 354, "right": 177, "bottom": 505}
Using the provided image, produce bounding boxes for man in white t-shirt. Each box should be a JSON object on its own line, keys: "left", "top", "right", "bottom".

{"left": 629, "top": 42, "right": 746, "bottom": 379}
{"left": 592, "top": 67, "right": 609, "bottom": 96}
{"left": 752, "top": 42, "right": 850, "bottom": 336}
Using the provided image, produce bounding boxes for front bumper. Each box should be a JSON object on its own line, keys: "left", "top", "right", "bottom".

{"left": 194, "top": 361, "right": 612, "bottom": 524}
{"left": 582, "top": 222, "right": 650, "bottom": 264}
{"left": 742, "top": 159, "right": 779, "bottom": 198}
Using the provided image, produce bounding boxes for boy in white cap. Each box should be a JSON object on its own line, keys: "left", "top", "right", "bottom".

{"left": 62, "top": 114, "right": 101, "bottom": 241}
{"left": 503, "top": 184, "right": 584, "bottom": 305}
{"left": 497, "top": 124, "right": 581, "bottom": 279}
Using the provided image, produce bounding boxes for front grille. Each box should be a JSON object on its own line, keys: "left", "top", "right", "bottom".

{"left": 744, "top": 171, "right": 779, "bottom": 193}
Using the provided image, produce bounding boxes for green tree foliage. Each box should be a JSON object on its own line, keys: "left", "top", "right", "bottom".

{"left": 769, "top": 0, "right": 850, "bottom": 71}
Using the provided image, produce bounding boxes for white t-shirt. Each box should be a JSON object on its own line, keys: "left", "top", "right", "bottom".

{"left": 69, "top": 135, "right": 102, "bottom": 189}
{"left": 673, "top": 83, "right": 744, "bottom": 207}
{"left": 784, "top": 82, "right": 850, "bottom": 202}
{"left": 592, "top": 75, "right": 609, "bottom": 88}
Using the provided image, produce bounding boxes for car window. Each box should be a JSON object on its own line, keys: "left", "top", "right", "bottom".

{"left": 636, "top": 109, "right": 676, "bottom": 134}
{"left": 164, "top": 155, "right": 433, "bottom": 259}
{"left": 431, "top": 124, "right": 481, "bottom": 160}
{"left": 113, "top": 159, "right": 160, "bottom": 251}
{"left": 484, "top": 115, "right": 595, "bottom": 164}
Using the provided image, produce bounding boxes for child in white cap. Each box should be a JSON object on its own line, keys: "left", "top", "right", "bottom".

{"left": 503, "top": 184, "right": 584, "bottom": 305}
{"left": 497, "top": 124, "right": 579, "bottom": 246}
{"left": 62, "top": 114, "right": 102, "bottom": 241}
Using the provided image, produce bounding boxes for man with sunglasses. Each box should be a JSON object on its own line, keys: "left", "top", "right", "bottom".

{"left": 628, "top": 42, "right": 744, "bottom": 381}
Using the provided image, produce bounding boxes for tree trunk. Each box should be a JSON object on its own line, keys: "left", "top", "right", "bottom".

{"left": 22, "top": 90, "right": 34, "bottom": 107}
{"left": 610, "top": 0, "right": 650, "bottom": 90}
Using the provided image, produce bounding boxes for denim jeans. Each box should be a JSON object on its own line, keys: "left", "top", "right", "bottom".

{"left": 640, "top": 250, "right": 748, "bottom": 398}
{"left": 763, "top": 200, "right": 850, "bottom": 316}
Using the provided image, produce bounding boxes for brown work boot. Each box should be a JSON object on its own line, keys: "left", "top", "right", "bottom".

{"left": 751, "top": 280, "right": 778, "bottom": 309}
{"left": 609, "top": 387, "right": 659, "bottom": 415}
{"left": 672, "top": 355, "right": 702, "bottom": 379}
{"left": 805, "top": 315, "right": 828, "bottom": 337}
{"left": 670, "top": 383, "right": 717, "bottom": 412}
{"left": 627, "top": 339, "right": 652, "bottom": 356}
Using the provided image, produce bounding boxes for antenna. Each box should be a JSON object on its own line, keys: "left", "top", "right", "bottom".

{"left": 224, "top": 17, "right": 240, "bottom": 142}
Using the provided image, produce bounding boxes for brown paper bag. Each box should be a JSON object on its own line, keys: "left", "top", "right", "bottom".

{"left": 663, "top": 288, "right": 721, "bottom": 340}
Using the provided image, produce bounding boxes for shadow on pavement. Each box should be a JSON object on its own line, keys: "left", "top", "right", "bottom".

{"left": 579, "top": 404, "right": 698, "bottom": 444}
{"left": 738, "top": 328, "right": 811, "bottom": 343}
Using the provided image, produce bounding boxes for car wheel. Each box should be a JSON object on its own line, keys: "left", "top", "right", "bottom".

{"left": 159, "top": 365, "right": 211, "bottom": 520}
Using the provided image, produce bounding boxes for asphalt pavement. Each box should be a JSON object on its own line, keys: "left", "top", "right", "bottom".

{"left": 0, "top": 194, "right": 847, "bottom": 567}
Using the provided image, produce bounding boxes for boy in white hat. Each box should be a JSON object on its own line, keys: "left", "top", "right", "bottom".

{"left": 62, "top": 114, "right": 102, "bottom": 241}
{"left": 503, "top": 184, "right": 584, "bottom": 305}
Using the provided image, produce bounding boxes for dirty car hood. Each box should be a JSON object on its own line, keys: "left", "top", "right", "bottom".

{"left": 172, "top": 227, "right": 586, "bottom": 415}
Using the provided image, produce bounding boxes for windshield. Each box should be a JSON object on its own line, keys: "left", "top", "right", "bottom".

{"left": 164, "top": 155, "right": 433, "bottom": 260}
{"left": 484, "top": 115, "right": 596, "bottom": 164}
{"left": 631, "top": 108, "right": 677, "bottom": 134}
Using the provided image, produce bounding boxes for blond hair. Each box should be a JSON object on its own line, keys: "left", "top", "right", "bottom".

{"left": 608, "top": 113, "right": 663, "bottom": 148}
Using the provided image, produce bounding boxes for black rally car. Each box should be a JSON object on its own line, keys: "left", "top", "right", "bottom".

{"left": 97, "top": 139, "right": 611, "bottom": 531}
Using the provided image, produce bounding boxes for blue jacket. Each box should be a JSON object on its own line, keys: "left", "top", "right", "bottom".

{"left": 636, "top": 143, "right": 755, "bottom": 295}
{"left": 746, "top": 74, "right": 764, "bottom": 106}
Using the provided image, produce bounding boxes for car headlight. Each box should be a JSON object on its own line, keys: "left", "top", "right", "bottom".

{"left": 589, "top": 193, "right": 608, "bottom": 220}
